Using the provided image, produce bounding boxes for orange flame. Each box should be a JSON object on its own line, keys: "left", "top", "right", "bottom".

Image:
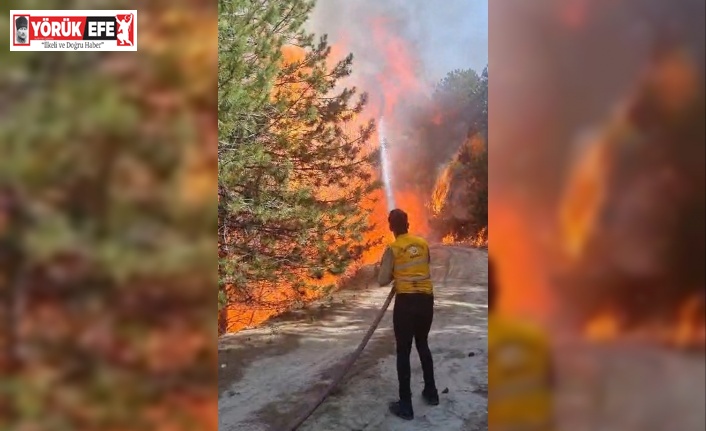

{"left": 440, "top": 228, "right": 488, "bottom": 247}
{"left": 490, "top": 200, "right": 554, "bottom": 320}
{"left": 584, "top": 309, "right": 621, "bottom": 341}
{"left": 353, "top": 17, "right": 433, "bottom": 261}
{"left": 562, "top": 80, "right": 705, "bottom": 346}
{"left": 370, "top": 16, "right": 427, "bottom": 114}
{"left": 431, "top": 163, "right": 454, "bottom": 216}
{"left": 672, "top": 295, "right": 706, "bottom": 347}
{"left": 281, "top": 44, "right": 306, "bottom": 65}
{"left": 560, "top": 134, "right": 610, "bottom": 259}
{"left": 441, "top": 233, "right": 456, "bottom": 244}
{"left": 395, "top": 189, "right": 430, "bottom": 235}
{"left": 584, "top": 295, "right": 706, "bottom": 347}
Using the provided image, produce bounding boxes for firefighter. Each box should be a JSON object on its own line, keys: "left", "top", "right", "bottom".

{"left": 378, "top": 209, "right": 439, "bottom": 420}
{"left": 488, "top": 257, "right": 554, "bottom": 430}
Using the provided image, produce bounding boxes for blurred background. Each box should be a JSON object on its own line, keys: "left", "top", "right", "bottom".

{"left": 1, "top": 1, "right": 217, "bottom": 430}
{"left": 490, "top": 0, "right": 704, "bottom": 429}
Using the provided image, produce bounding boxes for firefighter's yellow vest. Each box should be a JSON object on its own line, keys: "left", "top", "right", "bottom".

{"left": 489, "top": 314, "right": 554, "bottom": 431}
{"left": 390, "top": 234, "right": 433, "bottom": 295}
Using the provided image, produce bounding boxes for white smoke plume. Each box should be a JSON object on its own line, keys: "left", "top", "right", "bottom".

{"left": 308, "top": 0, "right": 487, "bottom": 84}
{"left": 307, "top": 0, "right": 488, "bottom": 193}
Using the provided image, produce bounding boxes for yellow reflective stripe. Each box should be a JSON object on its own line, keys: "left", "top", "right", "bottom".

{"left": 396, "top": 275, "right": 431, "bottom": 282}
{"left": 400, "top": 288, "right": 432, "bottom": 294}
{"left": 395, "top": 257, "right": 428, "bottom": 270}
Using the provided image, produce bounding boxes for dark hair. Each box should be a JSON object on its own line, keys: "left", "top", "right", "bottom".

{"left": 16, "top": 16, "right": 28, "bottom": 29}
{"left": 388, "top": 209, "right": 409, "bottom": 235}
{"left": 487, "top": 257, "right": 496, "bottom": 312}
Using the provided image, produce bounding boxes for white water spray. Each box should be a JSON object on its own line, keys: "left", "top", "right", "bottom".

{"left": 378, "top": 117, "right": 396, "bottom": 211}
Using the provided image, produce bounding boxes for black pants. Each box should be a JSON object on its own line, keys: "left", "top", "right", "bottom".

{"left": 393, "top": 293, "right": 436, "bottom": 403}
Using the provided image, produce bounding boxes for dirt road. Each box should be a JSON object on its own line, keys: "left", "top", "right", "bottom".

{"left": 218, "top": 246, "right": 488, "bottom": 431}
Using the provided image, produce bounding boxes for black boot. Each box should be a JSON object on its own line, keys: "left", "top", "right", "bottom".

{"left": 422, "top": 388, "right": 439, "bottom": 406}
{"left": 388, "top": 400, "right": 414, "bottom": 420}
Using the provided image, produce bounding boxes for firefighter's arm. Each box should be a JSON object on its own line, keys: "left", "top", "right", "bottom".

{"left": 377, "top": 247, "right": 394, "bottom": 287}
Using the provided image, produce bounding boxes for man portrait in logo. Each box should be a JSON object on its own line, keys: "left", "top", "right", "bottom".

{"left": 15, "top": 16, "right": 29, "bottom": 44}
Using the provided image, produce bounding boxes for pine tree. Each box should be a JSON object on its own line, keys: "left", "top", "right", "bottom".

{"left": 218, "top": 0, "right": 378, "bottom": 324}
{"left": 398, "top": 68, "right": 485, "bottom": 196}
{"left": 455, "top": 66, "right": 488, "bottom": 240}
{"left": 427, "top": 66, "right": 488, "bottom": 242}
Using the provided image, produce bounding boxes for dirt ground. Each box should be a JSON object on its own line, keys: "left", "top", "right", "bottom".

{"left": 218, "top": 246, "right": 489, "bottom": 431}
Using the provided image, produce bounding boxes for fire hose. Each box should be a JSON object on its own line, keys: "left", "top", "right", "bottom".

{"left": 284, "top": 284, "right": 396, "bottom": 431}
{"left": 284, "top": 107, "right": 398, "bottom": 430}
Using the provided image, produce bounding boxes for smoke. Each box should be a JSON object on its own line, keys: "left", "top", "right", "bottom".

{"left": 491, "top": 0, "right": 705, "bottom": 328}
{"left": 307, "top": 0, "right": 488, "bottom": 204}
{"left": 308, "top": 0, "right": 487, "bottom": 83}
{"left": 491, "top": 0, "right": 705, "bottom": 205}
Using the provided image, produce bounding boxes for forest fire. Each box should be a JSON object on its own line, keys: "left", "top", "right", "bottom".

{"left": 394, "top": 189, "right": 430, "bottom": 234}
{"left": 369, "top": 16, "right": 427, "bottom": 113}
{"left": 559, "top": 134, "right": 609, "bottom": 259}
{"left": 483, "top": 1, "right": 706, "bottom": 346}
{"left": 441, "top": 233, "right": 455, "bottom": 244}
{"left": 335, "top": 16, "right": 436, "bottom": 257}
{"left": 428, "top": 129, "right": 488, "bottom": 247}
{"left": 584, "top": 296, "right": 706, "bottom": 349}
{"left": 431, "top": 163, "right": 453, "bottom": 216}
{"left": 220, "top": 1, "right": 494, "bottom": 333}
{"left": 555, "top": 49, "right": 706, "bottom": 348}
{"left": 281, "top": 44, "right": 306, "bottom": 64}
{"left": 221, "top": 19, "right": 438, "bottom": 333}
{"left": 441, "top": 227, "right": 488, "bottom": 247}
{"left": 490, "top": 198, "right": 555, "bottom": 320}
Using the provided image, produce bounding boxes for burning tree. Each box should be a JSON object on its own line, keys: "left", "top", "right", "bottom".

{"left": 218, "top": 0, "right": 379, "bottom": 331}
{"left": 426, "top": 67, "right": 489, "bottom": 244}
{"left": 558, "top": 45, "right": 705, "bottom": 345}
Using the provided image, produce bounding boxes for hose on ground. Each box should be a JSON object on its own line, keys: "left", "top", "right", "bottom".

{"left": 284, "top": 285, "right": 396, "bottom": 431}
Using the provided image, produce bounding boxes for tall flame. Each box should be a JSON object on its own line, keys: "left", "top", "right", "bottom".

{"left": 560, "top": 134, "right": 610, "bottom": 260}
{"left": 431, "top": 163, "right": 454, "bottom": 216}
